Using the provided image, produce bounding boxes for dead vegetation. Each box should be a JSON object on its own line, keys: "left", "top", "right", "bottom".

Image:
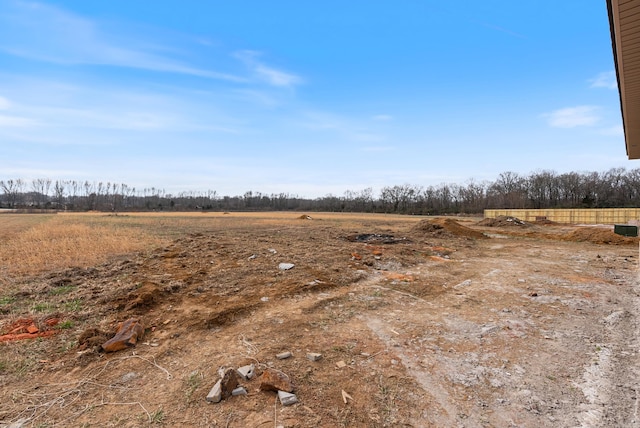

{"left": 1, "top": 212, "right": 639, "bottom": 427}
{"left": 0, "top": 215, "right": 161, "bottom": 277}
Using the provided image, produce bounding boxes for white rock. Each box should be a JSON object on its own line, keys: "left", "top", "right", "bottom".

{"left": 278, "top": 390, "right": 298, "bottom": 406}
{"left": 237, "top": 364, "right": 255, "bottom": 380}
{"left": 307, "top": 352, "right": 322, "bottom": 361}
{"left": 206, "top": 380, "right": 222, "bottom": 403}
{"left": 279, "top": 263, "right": 295, "bottom": 270}
{"left": 232, "top": 386, "right": 247, "bottom": 396}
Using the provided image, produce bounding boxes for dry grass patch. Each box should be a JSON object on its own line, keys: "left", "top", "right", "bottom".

{"left": 0, "top": 217, "right": 160, "bottom": 277}
{"left": 0, "top": 214, "right": 55, "bottom": 240}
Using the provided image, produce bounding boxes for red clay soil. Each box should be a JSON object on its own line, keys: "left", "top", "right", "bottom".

{"left": 0, "top": 317, "right": 59, "bottom": 342}
{"left": 561, "top": 227, "right": 640, "bottom": 245}
{"left": 413, "top": 218, "right": 487, "bottom": 239}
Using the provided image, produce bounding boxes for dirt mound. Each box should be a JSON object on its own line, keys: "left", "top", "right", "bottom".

{"left": 413, "top": 218, "right": 487, "bottom": 239}
{"left": 534, "top": 218, "right": 559, "bottom": 225}
{"left": 562, "top": 227, "right": 639, "bottom": 245}
{"left": 477, "top": 216, "right": 530, "bottom": 227}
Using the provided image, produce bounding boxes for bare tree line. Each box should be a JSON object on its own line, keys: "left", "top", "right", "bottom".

{"left": 1, "top": 168, "right": 640, "bottom": 214}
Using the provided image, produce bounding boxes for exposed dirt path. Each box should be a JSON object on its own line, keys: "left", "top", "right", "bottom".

{"left": 1, "top": 214, "right": 640, "bottom": 427}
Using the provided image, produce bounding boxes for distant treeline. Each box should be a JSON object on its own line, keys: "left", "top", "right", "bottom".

{"left": 1, "top": 168, "right": 640, "bottom": 215}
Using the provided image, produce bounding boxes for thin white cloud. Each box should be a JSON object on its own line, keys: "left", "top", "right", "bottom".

{"left": 599, "top": 125, "right": 624, "bottom": 136}
{"left": 353, "top": 133, "right": 384, "bottom": 142}
{"left": 0, "top": 95, "right": 11, "bottom": 109}
{"left": 0, "top": 1, "right": 244, "bottom": 81}
{"left": 0, "top": 75, "right": 245, "bottom": 147}
{"left": 299, "top": 111, "right": 387, "bottom": 143}
{"left": 232, "top": 89, "right": 282, "bottom": 108}
{"left": 0, "top": 114, "right": 33, "bottom": 127}
{"left": 234, "top": 50, "right": 302, "bottom": 88}
{"left": 543, "top": 106, "right": 600, "bottom": 128}
{"left": 362, "top": 146, "right": 393, "bottom": 152}
{"left": 372, "top": 114, "right": 393, "bottom": 121}
{"left": 589, "top": 71, "right": 617, "bottom": 90}
{"left": 477, "top": 21, "right": 527, "bottom": 39}
{"left": 254, "top": 64, "right": 301, "bottom": 87}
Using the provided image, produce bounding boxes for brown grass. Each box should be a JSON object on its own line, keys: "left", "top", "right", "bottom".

{"left": 0, "top": 215, "right": 161, "bottom": 277}
{"left": 0, "top": 211, "right": 444, "bottom": 279}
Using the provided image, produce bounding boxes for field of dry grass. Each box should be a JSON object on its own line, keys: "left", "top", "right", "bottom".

{"left": 0, "top": 212, "right": 427, "bottom": 279}
{"left": 0, "top": 214, "right": 162, "bottom": 278}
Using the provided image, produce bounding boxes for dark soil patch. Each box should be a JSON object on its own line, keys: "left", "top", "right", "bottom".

{"left": 345, "top": 233, "right": 409, "bottom": 244}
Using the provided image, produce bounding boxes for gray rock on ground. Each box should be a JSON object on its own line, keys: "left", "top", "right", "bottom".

{"left": 278, "top": 390, "right": 298, "bottom": 406}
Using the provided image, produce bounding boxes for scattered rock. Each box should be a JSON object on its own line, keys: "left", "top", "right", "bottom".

{"left": 101, "top": 318, "right": 144, "bottom": 353}
{"left": 346, "top": 234, "right": 407, "bottom": 244}
{"left": 478, "top": 216, "right": 529, "bottom": 227}
{"left": 453, "top": 279, "right": 472, "bottom": 289}
{"left": 276, "top": 351, "right": 292, "bottom": 360}
{"left": 219, "top": 367, "right": 239, "bottom": 399}
{"left": 0, "top": 318, "right": 59, "bottom": 343}
{"left": 259, "top": 368, "right": 295, "bottom": 393}
{"left": 120, "top": 372, "right": 138, "bottom": 384}
{"left": 480, "top": 324, "right": 501, "bottom": 337}
{"left": 206, "top": 379, "right": 222, "bottom": 403}
{"left": 336, "top": 360, "right": 347, "bottom": 368}
{"left": 307, "top": 352, "right": 322, "bottom": 361}
{"left": 278, "top": 390, "right": 298, "bottom": 406}
{"left": 279, "top": 263, "right": 295, "bottom": 271}
{"left": 237, "top": 364, "right": 255, "bottom": 380}
{"left": 232, "top": 386, "right": 247, "bottom": 396}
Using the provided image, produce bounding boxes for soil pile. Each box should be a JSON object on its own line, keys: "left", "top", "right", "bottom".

{"left": 534, "top": 218, "right": 559, "bottom": 225}
{"left": 562, "top": 227, "right": 639, "bottom": 245}
{"left": 477, "top": 216, "right": 530, "bottom": 227}
{"left": 413, "top": 218, "right": 487, "bottom": 239}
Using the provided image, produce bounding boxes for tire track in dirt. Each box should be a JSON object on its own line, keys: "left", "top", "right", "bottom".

{"left": 574, "top": 268, "right": 640, "bottom": 428}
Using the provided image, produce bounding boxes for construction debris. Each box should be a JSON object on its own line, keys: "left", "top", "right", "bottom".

{"left": 101, "top": 318, "right": 144, "bottom": 352}
{"left": 278, "top": 390, "right": 298, "bottom": 406}
{"left": 259, "top": 368, "right": 295, "bottom": 393}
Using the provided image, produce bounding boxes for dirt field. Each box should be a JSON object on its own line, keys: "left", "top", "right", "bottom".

{"left": 1, "top": 212, "right": 640, "bottom": 427}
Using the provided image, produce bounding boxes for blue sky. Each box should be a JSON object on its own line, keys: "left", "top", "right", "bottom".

{"left": 0, "top": 0, "right": 629, "bottom": 198}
